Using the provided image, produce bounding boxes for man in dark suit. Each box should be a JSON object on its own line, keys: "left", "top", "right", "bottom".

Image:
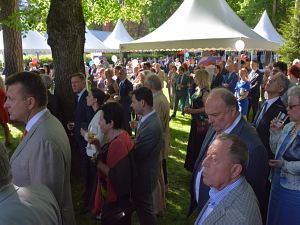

{"left": 131, "top": 87, "right": 162, "bottom": 225}
{"left": 253, "top": 73, "right": 289, "bottom": 223}
{"left": 171, "top": 66, "right": 189, "bottom": 117}
{"left": 253, "top": 73, "right": 289, "bottom": 159}
{"left": 188, "top": 88, "right": 268, "bottom": 218}
{"left": 69, "top": 72, "right": 94, "bottom": 213}
{"left": 114, "top": 67, "right": 133, "bottom": 134}
{"left": 222, "top": 63, "right": 238, "bottom": 93}
{"left": 248, "top": 60, "right": 263, "bottom": 122}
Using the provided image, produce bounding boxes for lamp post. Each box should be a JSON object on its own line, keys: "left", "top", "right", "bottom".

{"left": 235, "top": 39, "right": 245, "bottom": 70}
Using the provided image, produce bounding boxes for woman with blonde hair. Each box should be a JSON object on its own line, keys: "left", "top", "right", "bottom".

{"left": 0, "top": 77, "right": 10, "bottom": 145}
{"left": 183, "top": 69, "right": 210, "bottom": 171}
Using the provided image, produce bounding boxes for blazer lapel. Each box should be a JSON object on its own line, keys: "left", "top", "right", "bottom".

{"left": 10, "top": 111, "right": 50, "bottom": 163}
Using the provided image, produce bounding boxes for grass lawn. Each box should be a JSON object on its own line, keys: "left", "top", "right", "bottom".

{"left": 1, "top": 112, "right": 197, "bottom": 225}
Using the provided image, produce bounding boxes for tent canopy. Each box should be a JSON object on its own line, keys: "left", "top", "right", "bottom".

{"left": 0, "top": 30, "right": 51, "bottom": 54}
{"left": 103, "top": 19, "right": 134, "bottom": 50}
{"left": 84, "top": 29, "right": 112, "bottom": 53}
{"left": 253, "top": 10, "right": 284, "bottom": 45}
{"left": 121, "top": 0, "right": 279, "bottom": 52}
{"left": 89, "top": 30, "right": 111, "bottom": 42}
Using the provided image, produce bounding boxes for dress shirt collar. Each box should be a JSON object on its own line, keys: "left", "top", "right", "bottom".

{"left": 208, "top": 177, "right": 243, "bottom": 207}
{"left": 77, "top": 88, "right": 86, "bottom": 102}
{"left": 25, "top": 108, "right": 47, "bottom": 132}
{"left": 265, "top": 96, "right": 279, "bottom": 111}
{"left": 140, "top": 110, "right": 155, "bottom": 125}
{"left": 223, "top": 113, "right": 242, "bottom": 134}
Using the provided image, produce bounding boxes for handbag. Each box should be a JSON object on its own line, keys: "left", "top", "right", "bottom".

{"left": 101, "top": 199, "right": 135, "bottom": 225}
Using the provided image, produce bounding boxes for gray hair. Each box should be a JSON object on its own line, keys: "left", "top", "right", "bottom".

{"left": 0, "top": 143, "right": 12, "bottom": 188}
{"left": 215, "top": 134, "right": 249, "bottom": 176}
{"left": 145, "top": 74, "right": 162, "bottom": 91}
{"left": 288, "top": 85, "right": 300, "bottom": 102}
{"left": 273, "top": 72, "right": 290, "bottom": 95}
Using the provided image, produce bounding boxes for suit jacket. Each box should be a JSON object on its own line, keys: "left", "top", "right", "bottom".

{"left": 153, "top": 91, "right": 170, "bottom": 159}
{"left": 0, "top": 184, "right": 62, "bottom": 225}
{"left": 189, "top": 117, "right": 268, "bottom": 216}
{"left": 133, "top": 112, "right": 162, "bottom": 194}
{"left": 249, "top": 69, "right": 263, "bottom": 99}
{"left": 10, "top": 110, "right": 76, "bottom": 225}
{"left": 254, "top": 97, "right": 288, "bottom": 159}
{"left": 119, "top": 78, "right": 133, "bottom": 106}
{"left": 175, "top": 74, "right": 189, "bottom": 95}
{"left": 74, "top": 89, "right": 94, "bottom": 148}
{"left": 198, "top": 178, "right": 262, "bottom": 225}
{"left": 222, "top": 72, "right": 238, "bottom": 93}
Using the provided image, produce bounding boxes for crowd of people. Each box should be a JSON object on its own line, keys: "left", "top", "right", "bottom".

{"left": 0, "top": 54, "right": 299, "bottom": 225}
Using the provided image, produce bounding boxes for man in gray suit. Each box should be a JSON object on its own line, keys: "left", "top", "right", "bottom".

{"left": 195, "top": 134, "right": 262, "bottom": 225}
{"left": 131, "top": 87, "right": 162, "bottom": 225}
{"left": 4, "top": 72, "right": 75, "bottom": 225}
{"left": 0, "top": 142, "right": 61, "bottom": 225}
{"left": 188, "top": 88, "right": 268, "bottom": 217}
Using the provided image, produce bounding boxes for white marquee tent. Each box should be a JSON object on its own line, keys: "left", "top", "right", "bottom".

{"left": 121, "top": 0, "right": 280, "bottom": 52}
{"left": 253, "top": 10, "right": 284, "bottom": 45}
{"left": 84, "top": 29, "right": 111, "bottom": 53}
{"left": 0, "top": 30, "right": 51, "bottom": 54}
{"left": 103, "top": 19, "right": 134, "bottom": 51}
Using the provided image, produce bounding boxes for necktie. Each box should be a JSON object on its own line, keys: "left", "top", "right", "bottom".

{"left": 255, "top": 101, "right": 268, "bottom": 127}
{"left": 22, "top": 129, "right": 27, "bottom": 139}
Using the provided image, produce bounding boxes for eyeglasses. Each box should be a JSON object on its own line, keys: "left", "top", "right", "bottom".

{"left": 287, "top": 104, "right": 300, "bottom": 110}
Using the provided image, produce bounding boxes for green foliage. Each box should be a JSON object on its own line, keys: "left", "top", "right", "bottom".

{"left": 278, "top": 5, "right": 300, "bottom": 64}
{"left": 23, "top": 55, "right": 53, "bottom": 67}
{"left": 1, "top": 0, "right": 150, "bottom": 32}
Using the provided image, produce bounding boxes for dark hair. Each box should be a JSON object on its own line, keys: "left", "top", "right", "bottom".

{"left": 178, "top": 66, "right": 185, "bottom": 72}
{"left": 251, "top": 59, "right": 258, "bottom": 64}
{"left": 142, "top": 62, "right": 151, "bottom": 70}
{"left": 43, "top": 63, "right": 50, "bottom": 75}
{"left": 5, "top": 71, "right": 47, "bottom": 107}
{"left": 70, "top": 72, "right": 85, "bottom": 80}
{"left": 215, "top": 134, "right": 249, "bottom": 175}
{"left": 273, "top": 61, "right": 288, "bottom": 74}
{"left": 132, "top": 86, "right": 153, "bottom": 107}
{"left": 90, "top": 88, "right": 109, "bottom": 106}
{"left": 208, "top": 88, "right": 239, "bottom": 111}
{"left": 101, "top": 102, "right": 124, "bottom": 129}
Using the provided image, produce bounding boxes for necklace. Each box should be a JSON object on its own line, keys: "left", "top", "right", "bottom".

{"left": 291, "top": 125, "right": 298, "bottom": 137}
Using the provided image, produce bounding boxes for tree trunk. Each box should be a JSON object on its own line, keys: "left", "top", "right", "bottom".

{"left": 46, "top": 0, "right": 85, "bottom": 125}
{"left": 0, "top": 0, "right": 23, "bottom": 76}
{"left": 272, "top": 0, "right": 277, "bottom": 26}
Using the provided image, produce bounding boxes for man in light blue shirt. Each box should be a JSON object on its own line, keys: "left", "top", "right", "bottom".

{"left": 195, "top": 134, "right": 262, "bottom": 225}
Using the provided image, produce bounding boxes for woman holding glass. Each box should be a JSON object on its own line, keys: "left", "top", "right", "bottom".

{"left": 267, "top": 85, "right": 300, "bottom": 225}
{"left": 91, "top": 102, "right": 134, "bottom": 225}
{"left": 183, "top": 69, "right": 210, "bottom": 172}
{"left": 80, "top": 88, "right": 108, "bottom": 157}
{"left": 235, "top": 68, "right": 250, "bottom": 120}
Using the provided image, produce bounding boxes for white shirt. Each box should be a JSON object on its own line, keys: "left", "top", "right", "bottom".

{"left": 77, "top": 88, "right": 86, "bottom": 102}
{"left": 25, "top": 108, "right": 48, "bottom": 132}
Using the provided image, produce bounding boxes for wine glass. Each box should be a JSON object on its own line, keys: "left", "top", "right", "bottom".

{"left": 86, "top": 124, "right": 98, "bottom": 157}
{"left": 275, "top": 112, "right": 288, "bottom": 128}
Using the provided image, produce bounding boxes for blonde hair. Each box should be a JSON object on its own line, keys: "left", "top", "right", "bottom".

{"left": 239, "top": 68, "right": 248, "bottom": 81}
{"left": 194, "top": 69, "right": 210, "bottom": 89}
